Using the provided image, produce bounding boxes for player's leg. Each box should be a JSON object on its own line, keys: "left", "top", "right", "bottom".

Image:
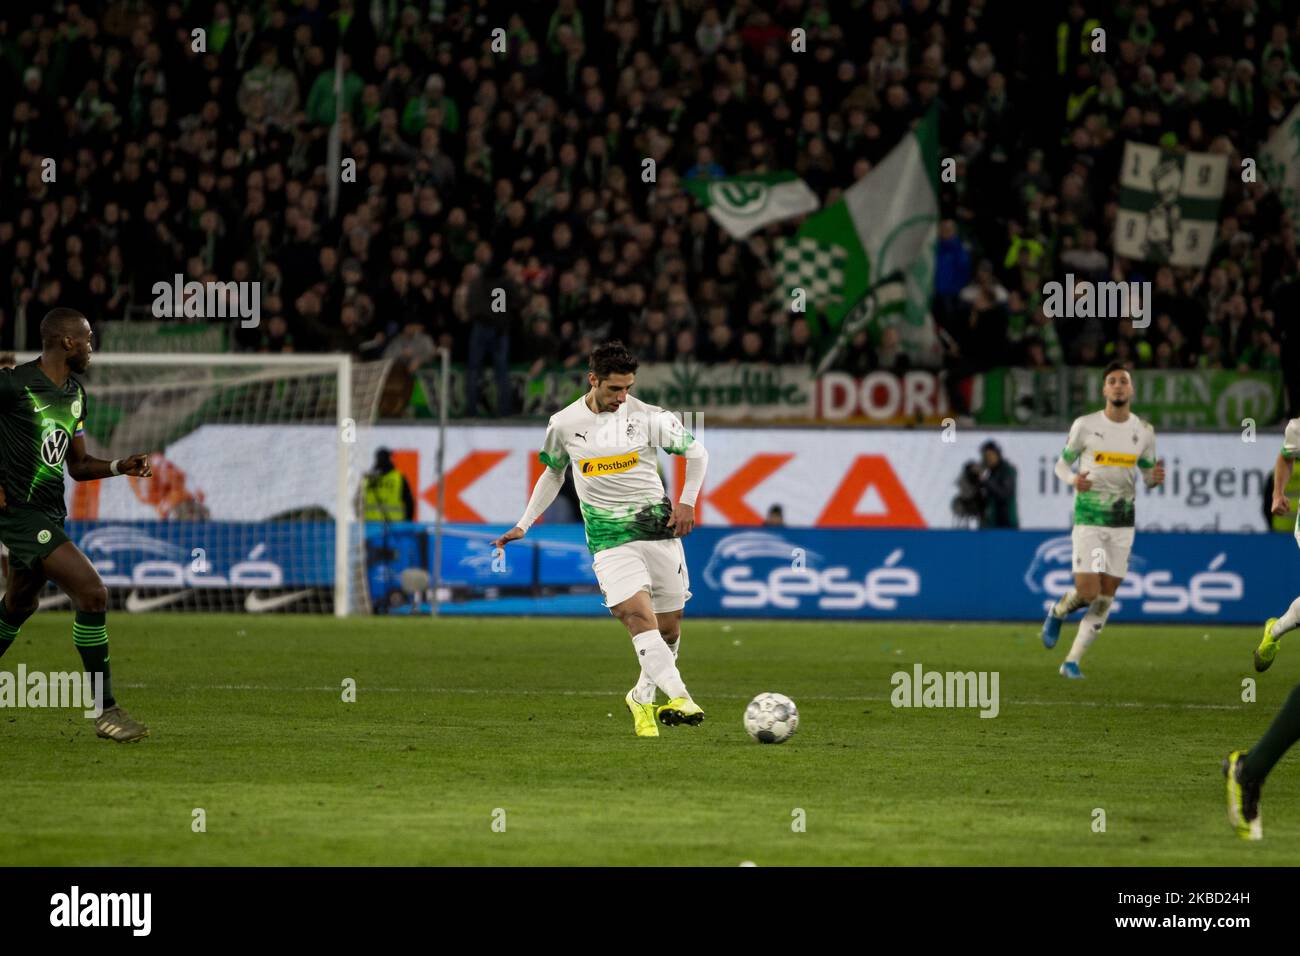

{"left": 1061, "top": 528, "right": 1127, "bottom": 677}
{"left": 0, "top": 559, "right": 49, "bottom": 659}
{"left": 610, "top": 588, "right": 699, "bottom": 728}
{"left": 1254, "top": 598, "right": 1300, "bottom": 672}
{"left": 40, "top": 541, "right": 148, "bottom": 741}
{"left": 641, "top": 538, "right": 699, "bottom": 726}
{"left": 1065, "top": 572, "right": 1119, "bottom": 666}
{"left": 1224, "top": 682, "right": 1300, "bottom": 840}
{"left": 631, "top": 539, "right": 691, "bottom": 704}
{"left": 1044, "top": 526, "right": 1098, "bottom": 648}
{"left": 632, "top": 608, "right": 683, "bottom": 704}
{"left": 595, "top": 542, "right": 676, "bottom": 735}
{"left": 599, "top": 541, "right": 699, "bottom": 726}
{"left": 1053, "top": 569, "right": 1100, "bottom": 674}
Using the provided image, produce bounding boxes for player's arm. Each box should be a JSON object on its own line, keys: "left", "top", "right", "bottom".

{"left": 493, "top": 419, "right": 568, "bottom": 547}
{"left": 1274, "top": 453, "right": 1294, "bottom": 516}
{"left": 1054, "top": 417, "right": 1090, "bottom": 491}
{"left": 1137, "top": 424, "right": 1164, "bottom": 488}
{"left": 66, "top": 436, "right": 153, "bottom": 481}
{"left": 1273, "top": 419, "right": 1300, "bottom": 515}
{"left": 658, "top": 410, "right": 708, "bottom": 537}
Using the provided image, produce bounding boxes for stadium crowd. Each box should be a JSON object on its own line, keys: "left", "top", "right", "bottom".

{"left": 2, "top": 0, "right": 1300, "bottom": 415}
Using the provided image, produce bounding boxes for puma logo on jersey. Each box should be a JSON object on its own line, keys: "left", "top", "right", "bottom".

{"left": 579, "top": 452, "right": 639, "bottom": 476}
{"left": 574, "top": 432, "right": 587, "bottom": 441}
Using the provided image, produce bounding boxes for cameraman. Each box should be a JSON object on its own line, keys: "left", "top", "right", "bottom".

{"left": 979, "top": 440, "right": 1019, "bottom": 528}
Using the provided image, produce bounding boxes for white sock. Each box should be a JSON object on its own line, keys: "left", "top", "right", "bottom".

{"left": 1273, "top": 596, "right": 1300, "bottom": 637}
{"left": 632, "top": 629, "right": 688, "bottom": 700}
{"left": 1067, "top": 595, "right": 1113, "bottom": 664}
{"left": 632, "top": 633, "right": 679, "bottom": 704}
{"left": 1052, "top": 589, "right": 1088, "bottom": 619}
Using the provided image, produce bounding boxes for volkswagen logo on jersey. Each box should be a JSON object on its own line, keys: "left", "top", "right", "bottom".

{"left": 40, "top": 426, "right": 69, "bottom": 466}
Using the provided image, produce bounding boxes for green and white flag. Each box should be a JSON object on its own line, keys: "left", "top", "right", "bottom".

{"left": 685, "top": 172, "right": 819, "bottom": 239}
{"left": 1114, "top": 142, "right": 1227, "bottom": 267}
{"left": 774, "top": 107, "right": 940, "bottom": 364}
{"left": 1261, "top": 103, "right": 1300, "bottom": 246}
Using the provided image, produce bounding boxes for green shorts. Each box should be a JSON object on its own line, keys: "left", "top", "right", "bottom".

{"left": 0, "top": 505, "right": 70, "bottom": 571}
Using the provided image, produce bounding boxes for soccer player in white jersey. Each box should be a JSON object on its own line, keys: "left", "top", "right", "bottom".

{"left": 1040, "top": 362, "right": 1165, "bottom": 678}
{"left": 492, "top": 341, "right": 709, "bottom": 737}
{"left": 1251, "top": 417, "right": 1300, "bottom": 672}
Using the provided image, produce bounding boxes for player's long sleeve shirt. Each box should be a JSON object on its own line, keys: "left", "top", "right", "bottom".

{"left": 525, "top": 394, "right": 707, "bottom": 554}
{"left": 1057, "top": 410, "right": 1157, "bottom": 527}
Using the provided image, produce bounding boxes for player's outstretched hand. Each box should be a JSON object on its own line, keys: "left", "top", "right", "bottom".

{"left": 119, "top": 453, "right": 153, "bottom": 478}
{"left": 492, "top": 526, "right": 525, "bottom": 549}
{"left": 668, "top": 502, "right": 695, "bottom": 537}
{"left": 1273, "top": 495, "right": 1291, "bottom": 516}
{"left": 1075, "top": 470, "right": 1092, "bottom": 492}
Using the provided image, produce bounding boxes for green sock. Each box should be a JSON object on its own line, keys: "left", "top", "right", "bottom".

{"left": 73, "top": 610, "right": 115, "bottom": 710}
{"left": 0, "top": 598, "right": 21, "bottom": 659}
{"left": 1241, "top": 683, "right": 1300, "bottom": 784}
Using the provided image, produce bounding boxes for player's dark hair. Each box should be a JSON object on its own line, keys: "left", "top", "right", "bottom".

{"left": 1103, "top": 360, "right": 1131, "bottom": 381}
{"left": 40, "top": 308, "right": 87, "bottom": 347}
{"left": 589, "top": 340, "right": 639, "bottom": 380}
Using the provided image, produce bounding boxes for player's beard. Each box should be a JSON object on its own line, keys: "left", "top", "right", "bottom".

{"left": 1109, "top": 395, "right": 1129, "bottom": 406}
{"left": 68, "top": 351, "right": 90, "bottom": 374}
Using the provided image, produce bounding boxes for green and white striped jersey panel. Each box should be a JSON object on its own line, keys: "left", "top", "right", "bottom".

{"left": 1061, "top": 410, "right": 1156, "bottom": 528}
{"left": 537, "top": 393, "right": 695, "bottom": 553}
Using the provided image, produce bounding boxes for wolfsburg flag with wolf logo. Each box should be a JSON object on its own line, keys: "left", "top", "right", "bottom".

{"left": 685, "top": 172, "right": 819, "bottom": 239}
{"left": 1114, "top": 142, "right": 1228, "bottom": 267}
{"left": 773, "top": 107, "right": 941, "bottom": 369}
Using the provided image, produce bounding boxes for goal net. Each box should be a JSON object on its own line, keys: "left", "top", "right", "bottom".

{"left": 10, "top": 352, "right": 390, "bottom": 616}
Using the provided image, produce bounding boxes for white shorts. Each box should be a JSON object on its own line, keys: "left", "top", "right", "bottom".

{"left": 592, "top": 538, "right": 691, "bottom": 613}
{"left": 1072, "top": 525, "right": 1136, "bottom": 578}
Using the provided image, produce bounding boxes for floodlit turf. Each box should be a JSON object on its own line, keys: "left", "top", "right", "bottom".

{"left": 0, "top": 613, "right": 1294, "bottom": 865}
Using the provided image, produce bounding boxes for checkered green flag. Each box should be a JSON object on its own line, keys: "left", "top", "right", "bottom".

{"left": 776, "top": 107, "right": 940, "bottom": 357}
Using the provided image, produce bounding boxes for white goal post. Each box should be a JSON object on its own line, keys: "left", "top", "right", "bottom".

{"left": 13, "top": 351, "right": 389, "bottom": 617}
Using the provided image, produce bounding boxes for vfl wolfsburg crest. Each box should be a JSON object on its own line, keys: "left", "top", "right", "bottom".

{"left": 686, "top": 172, "right": 818, "bottom": 239}
{"left": 1115, "top": 142, "right": 1227, "bottom": 267}
{"left": 708, "top": 180, "right": 771, "bottom": 219}
{"left": 71, "top": 398, "right": 82, "bottom": 419}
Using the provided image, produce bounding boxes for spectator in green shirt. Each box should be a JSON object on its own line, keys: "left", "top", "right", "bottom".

{"left": 305, "top": 53, "right": 363, "bottom": 126}
{"left": 402, "top": 74, "right": 459, "bottom": 137}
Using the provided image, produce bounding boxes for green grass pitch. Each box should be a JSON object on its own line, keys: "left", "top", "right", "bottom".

{"left": 0, "top": 613, "right": 1293, "bottom": 865}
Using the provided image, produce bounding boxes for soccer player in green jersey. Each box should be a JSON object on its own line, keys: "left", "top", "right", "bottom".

{"left": 0, "top": 308, "right": 154, "bottom": 741}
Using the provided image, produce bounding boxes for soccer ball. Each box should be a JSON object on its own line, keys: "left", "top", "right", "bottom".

{"left": 744, "top": 692, "right": 799, "bottom": 744}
